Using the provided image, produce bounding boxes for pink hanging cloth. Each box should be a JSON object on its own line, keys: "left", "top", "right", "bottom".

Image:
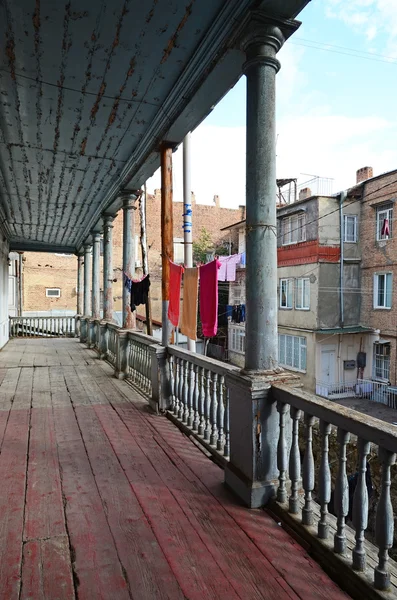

{"left": 168, "top": 261, "right": 184, "bottom": 327}
{"left": 381, "top": 218, "right": 390, "bottom": 237}
{"left": 199, "top": 259, "right": 221, "bottom": 338}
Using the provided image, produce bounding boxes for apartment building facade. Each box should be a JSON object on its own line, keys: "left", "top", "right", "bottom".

{"left": 226, "top": 176, "right": 386, "bottom": 396}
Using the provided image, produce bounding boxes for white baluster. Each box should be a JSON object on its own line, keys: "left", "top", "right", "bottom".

{"left": 187, "top": 362, "right": 195, "bottom": 428}
{"left": 302, "top": 414, "right": 315, "bottom": 526}
{"left": 204, "top": 370, "right": 211, "bottom": 442}
{"left": 217, "top": 375, "right": 225, "bottom": 452}
{"left": 289, "top": 406, "right": 302, "bottom": 515}
{"left": 210, "top": 373, "right": 218, "bottom": 446}
{"left": 192, "top": 364, "right": 200, "bottom": 432}
{"left": 174, "top": 357, "right": 180, "bottom": 416}
{"left": 178, "top": 358, "right": 184, "bottom": 420}
{"left": 198, "top": 367, "right": 205, "bottom": 436}
{"left": 277, "top": 400, "right": 289, "bottom": 503}
{"left": 318, "top": 421, "right": 332, "bottom": 539}
{"left": 334, "top": 428, "right": 350, "bottom": 554}
{"left": 352, "top": 438, "right": 370, "bottom": 571}
{"left": 182, "top": 360, "right": 189, "bottom": 424}
{"left": 374, "top": 447, "right": 396, "bottom": 590}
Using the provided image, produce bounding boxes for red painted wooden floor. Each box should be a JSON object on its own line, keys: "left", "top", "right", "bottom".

{"left": 0, "top": 339, "right": 351, "bottom": 600}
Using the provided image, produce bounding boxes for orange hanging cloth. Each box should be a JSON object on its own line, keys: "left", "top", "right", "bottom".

{"left": 168, "top": 260, "right": 184, "bottom": 327}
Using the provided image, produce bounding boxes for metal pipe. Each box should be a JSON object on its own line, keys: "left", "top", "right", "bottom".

{"left": 161, "top": 143, "right": 174, "bottom": 346}
{"left": 139, "top": 183, "right": 153, "bottom": 335}
{"left": 183, "top": 133, "right": 195, "bottom": 352}
{"left": 103, "top": 214, "right": 114, "bottom": 321}
{"left": 243, "top": 29, "right": 283, "bottom": 371}
{"left": 340, "top": 190, "right": 346, "bottom": 328}
{"left": 83, "top": 243, "right": 92, "bottom": 316}
{"left": 121, "top": 192, "right": 137, "bottom": 329}
{"left": 18, "top": 253, "right": 23, "bottom": 317}
{"left": 92, "top": 232, "right": 101, "bottom": 319}
{"left": 77, "top": 253, "right": 84, "bottom": 315}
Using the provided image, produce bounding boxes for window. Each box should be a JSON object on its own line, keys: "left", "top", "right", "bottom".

{"left": 374, "top": 273, "right": 392, "bottom": 309}
{"left": 295, "top": 278, "right": 310, "bottom": 310}
{"left": 279, "top": 334, "right": 307, "bottom": 372}
{"left": 46, "top": 288, "right": 61, "bottom": 298}
{"left": 173, "top": 238, "right": 184, "bottom": 264}
{"left": 230, "top": 325, "right": 245, "bottom": 354}
{"left": 373, "top": 343, "right": 390, "bottom": 381}
{"left": 344, "top": 215, "right": 358, "bottom": 242}
{"left": 280, "top": 278, "right": 293, "bottom": 308}
{"left": 376, "top": 204, "right": 393, "bottom": 241}
{"left": 282, "top": 213, "right": 306, "bottom": 245}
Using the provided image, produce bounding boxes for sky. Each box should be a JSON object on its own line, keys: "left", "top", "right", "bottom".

{"left": 147, "top": 0, "right": 397, "bottom": 209}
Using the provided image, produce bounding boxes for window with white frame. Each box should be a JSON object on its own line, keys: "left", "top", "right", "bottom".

{"left": 343, "top": 215, "right": 358, "bottom": 242}
{"left": 279, "top": 334, "right": 307, "bottom": 372}
{"left": 376, "top": 204, "right": 393, "bottom": 241}
{"left": 295, "top": 278, "right": 310, "bottom": 310}
{"left": 229, "top": 325, "right": 245, "bottom": 354}
{"left": 374, "top": 273, "right": 392, "bottom": 309}
{"left": 46, "top": 288, "right": 61, "bottom": 298}
{"left": 280, "top": 278, "right": 293, "bottom": 309}
{"left": 173, "top": 238, "right": 185, "bottom": 264}
{"left": 281, "top": 212, "right": 306, "bottom": 245}
{"left": 373, "top": 342, "right": 390, "bottom": 381}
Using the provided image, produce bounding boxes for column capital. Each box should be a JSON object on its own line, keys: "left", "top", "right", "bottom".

{"left": 91, "top": 231, "right": 101, "bottom": 243}
{"left": 83, "top": 241, "right": 92, "bottom": 250}
{"left": 238, "top": 12, "right": 301, "bottom": 73}
{"left": 120, "top": 189, "right": 139, "bottom": 210}
{"left": 103, "top": 213, "right": 115, "bottom": 227}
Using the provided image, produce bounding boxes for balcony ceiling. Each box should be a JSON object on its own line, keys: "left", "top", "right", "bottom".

{"left": 0, "top": 0, "right": 309, "bottom": 254}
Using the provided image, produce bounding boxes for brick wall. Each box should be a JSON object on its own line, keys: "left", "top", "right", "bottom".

{"left": 23, "top": 190, "right": 244, "bottom": 322}
{"left": 360, "top": 170, "right": 397, "bottom": 383}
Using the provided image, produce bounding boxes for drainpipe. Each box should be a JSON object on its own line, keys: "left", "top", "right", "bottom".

{"left": 183, "top": 133, "right": 195, "bottom": 352}
{"left": 18, "top": 253, "right": 23, "bottom": 317}
{"left": 339, "top": 191, "right": 346, "bottom": 329}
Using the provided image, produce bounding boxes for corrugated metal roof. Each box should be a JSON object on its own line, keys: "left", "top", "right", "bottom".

{"left": 316, "top": 326, "right": 374, "bottom": 335}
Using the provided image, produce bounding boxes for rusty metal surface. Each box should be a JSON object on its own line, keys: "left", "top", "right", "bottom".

{"left": 0, "top": 0, "right": 308, "bottom": 252}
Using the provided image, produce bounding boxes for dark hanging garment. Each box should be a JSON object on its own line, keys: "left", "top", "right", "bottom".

{"left": 130, "top": 275, "right": 151, "bottom": 312}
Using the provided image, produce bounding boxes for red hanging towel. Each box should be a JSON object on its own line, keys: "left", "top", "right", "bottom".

{"left": 199, "top": 259, "right": 221, "bottom": 338}
{"left": 381, "top": 218, "right": 390, "bottom": 237}
{"left": 168, "top": 261, "right": 184, "bottom": 327}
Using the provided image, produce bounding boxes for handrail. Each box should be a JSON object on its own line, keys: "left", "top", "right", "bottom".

{"left": 9, "top": 315, "right": 76, "bottom": 338}
{"left": 168, "top": 344, "right": 240, "bottom": 376}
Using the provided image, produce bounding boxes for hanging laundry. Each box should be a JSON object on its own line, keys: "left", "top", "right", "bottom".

{"left": 199, "top": 259, "right": 221, "bottom": 338}
{"left": 240, "top": 252, "right": 246, "bottom": 266}
{"left": 232, "top": 304, "right": 246, "bottom": 324}
{"left": 381, "top": 218, "right": 390, "bottom": 237}
{"left": 168, "top": 261, "right": 184, "bottom": 327}
{"left": 124, "top": 272, "right": 132, "bottom": 293}
{"left": 217, "top": 254, "right": 242, "bottom": 282}
{"left": 226, "top": 305, "right": 233, "bottom": 319}
{"left": 180, "top": 267, "right": 199, "bottom": 340}
{"left": 130, "top": 275, "right": 151, "bottom": 312}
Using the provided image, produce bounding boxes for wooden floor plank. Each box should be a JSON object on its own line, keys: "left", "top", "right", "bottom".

{"left": 0, "top": 368, "right": 31, "bottom": 599}
{"left": 24, "top": 406, "right": 66, "bottom": 541}
{"left": 73, "top": 404, "right": 185, "bottom": 600}
{"left": 144, "top": 411, "right": 350, "bottom": 600}
{"left": 93, "top": 403, "right": 242, "bottom": 600}
{"left": 110, "top": 403, "right": 295, "bottom": 600}
{"left": 20, "top": 537, "right": 75, "bottom": 600}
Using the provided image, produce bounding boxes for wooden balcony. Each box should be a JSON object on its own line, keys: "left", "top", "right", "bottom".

{"left": 0, "top": 336, "right": 352, "bottom": 600}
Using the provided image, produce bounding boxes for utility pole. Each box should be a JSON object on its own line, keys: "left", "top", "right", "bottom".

{"left": 183, "top": 132, "right": 195, "bottom": 352}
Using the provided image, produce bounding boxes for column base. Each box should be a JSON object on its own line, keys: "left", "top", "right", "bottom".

{"left": 114, "top": 370, "right": 126, "bottom": 380}
{"left": 224, "top": 461, "right": 276, "bottom": 508}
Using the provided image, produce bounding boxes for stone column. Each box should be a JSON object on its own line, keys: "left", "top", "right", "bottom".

{"left": 224, "top": 16, "right": 301, "bottom": 508}
{"left": 83, "top": 242, "right": 92, "bottom": 316}
{"left": 121, "top": 191, "right": 137, "bottom": 329}
{"left": 103, "top": 214, "right": 114, "bottom": 321}
{"left": 77, "top": 253, "right": 84, "bottom": 315}
{"left": 91, "top": 232, "right": 101, "bottom": 319}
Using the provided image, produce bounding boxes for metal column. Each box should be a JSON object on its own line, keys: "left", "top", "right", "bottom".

{"left": 121, "top": 192, "right": 137, "bottom": 330}
{"left": 83, "top": 243, "right": 92, "bottom": 316}
{"left": 183, "top": 133, "right": 195, "bottom": 352}
{"left": 161, "top": 143, "right": 174, "bottom": 346}
{"left": 103, "top": 214, "right": 114, "bottom": 321}
{"left": 77, "top": 253, "right": 84, "bottom": 315}
{"left": 243, "top": 26, "right": 284, "bottom": 372}
{"left": 92, "top": 232, "right": 101, "bottom": 319}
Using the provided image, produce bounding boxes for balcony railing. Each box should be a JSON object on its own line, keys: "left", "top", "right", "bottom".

{"left": 13, "top": 314, "right": 396, "bottom": 596}
{"left": 9, "top": 316, "right": 76, "bottom": 338}
{"left": 272, "top": 383, "right": 397, "bottom": 592}
{"left": 316, "top": 381, "right": 356, "bottom": 399}
{"left": 356, "top": 378, "right": 397, "bottom": 409}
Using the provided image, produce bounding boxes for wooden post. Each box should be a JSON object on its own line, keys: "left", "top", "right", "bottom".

{"left": 139, "top": 183, "right": 153, "bottom": 336}
{"left": 161, "top": 143, "right": 174, "bottom": 347}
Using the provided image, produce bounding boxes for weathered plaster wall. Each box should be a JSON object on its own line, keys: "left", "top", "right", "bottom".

{"left": 0, "top": 237, "right": 9, "bottom": 349}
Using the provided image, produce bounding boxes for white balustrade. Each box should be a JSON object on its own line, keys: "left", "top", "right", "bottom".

{"left": 9, "top": 316, "right": 76, "bottom": 338}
